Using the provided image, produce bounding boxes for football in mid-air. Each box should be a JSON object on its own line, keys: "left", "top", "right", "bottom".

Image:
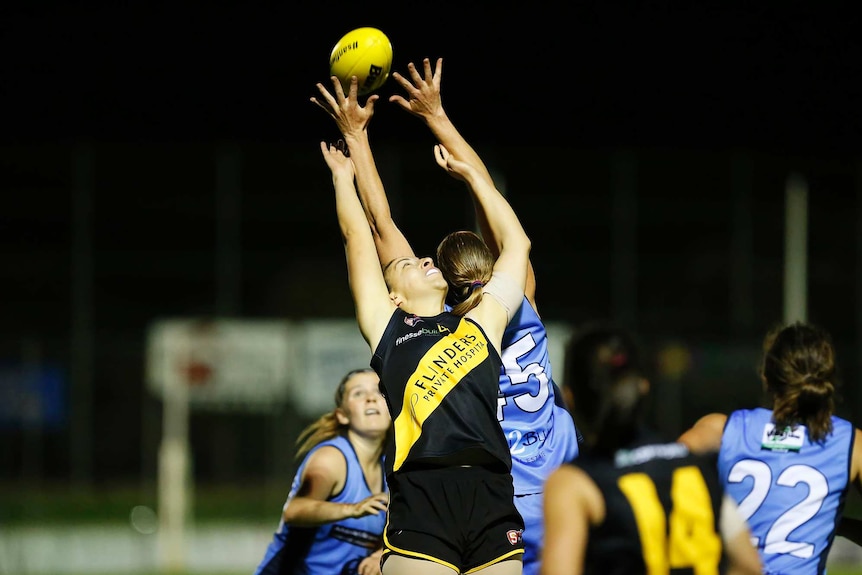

{"left": 329, "top": 27, "right": 393, "bottom": 96}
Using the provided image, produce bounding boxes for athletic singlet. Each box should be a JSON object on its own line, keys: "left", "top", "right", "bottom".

{"left": 371, "top": 308, "right": 511, "bottom": 476}
{"left": 718, "top": 407, "right": 854, "bottom": 575}
{"left": 254, "top": 436, "right": 386, "bottom": 575}
{"left": 574, "top": 441, "right": 728, "bottom": 575}
{"left": 500, "top": 297, "right": 580, "bottom": 495}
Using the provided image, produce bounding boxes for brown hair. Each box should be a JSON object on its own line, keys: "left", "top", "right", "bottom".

{"left": 294, "top": 368, "right": 379, "bottom": 460}
{"left": 563, "top": 322, "right": 647, "bottom": 456}
{"left": 760, "top": 322, "right": 837, "bottom": 443}
{"left": 436, "top": 231, "right": 494, "bottom": 316}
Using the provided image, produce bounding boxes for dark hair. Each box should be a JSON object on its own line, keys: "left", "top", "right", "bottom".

{"left": 563, "top": 323, "right": 646, "bottom": 456}
{"left": 295, "top": 368, "right": 379, "bottom": 460}
{"left": 436, "top": 230, "right": 494, "bottom": 316}
{"left": 760, "top": 322, "right": 837, "bottom": 443}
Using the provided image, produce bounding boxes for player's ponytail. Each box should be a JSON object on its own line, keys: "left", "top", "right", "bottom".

{"left": 762, "top": 322, "right": 838, "bottom": 443}
{"left": 436, "top": 231, "right": 494, "bottom": 316}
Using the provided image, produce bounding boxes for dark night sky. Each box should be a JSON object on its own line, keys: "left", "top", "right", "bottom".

{"left": 3, "top": 3, "right": 862, "bottom": 482}
{"left": 2, "top": 3, "right": 859, "bottom": 150}
{"left": 2, "top": 2, "right": 860, "bottom": 333}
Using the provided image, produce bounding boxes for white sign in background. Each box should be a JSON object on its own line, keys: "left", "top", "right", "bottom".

{"left": 145, "top": 318, "right": 372, "bottom": 416}
{"left": 146, "top": 319, "right": 294, "bottom": 412}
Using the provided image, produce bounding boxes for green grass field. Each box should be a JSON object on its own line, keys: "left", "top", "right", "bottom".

{"left": 2, "top": 483, "right": 860, "bottom": 575}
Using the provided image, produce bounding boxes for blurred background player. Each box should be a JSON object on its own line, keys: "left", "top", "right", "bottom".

{"left": 254, "top": 368, "right": 390, "bottom": 575}
{"left": 679, "top": 321, "right": 862, "bottom": 574}
{"left": 316, "top": 55, "right": 579, "bottom": 575}
{"left": 541, "top": 322, "right": 761, "bottom": 575}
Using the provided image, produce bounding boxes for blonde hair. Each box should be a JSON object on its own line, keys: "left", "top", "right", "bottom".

{"left": 436, "top": 231, "right": 494, "bottom": 316}
{"left": 761, "top": 322, "right": 837, "bottom": 443}
{"left": 294, "top": 368, "right": 378, "bottom": 460}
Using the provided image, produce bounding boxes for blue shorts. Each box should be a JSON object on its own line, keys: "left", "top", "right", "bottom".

{"left": 514, "top": 492, "right": 543, "bottom": 575}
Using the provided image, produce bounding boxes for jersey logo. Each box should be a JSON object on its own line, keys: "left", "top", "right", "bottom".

{"left": 404, "top": 315, "right": 423, "bottom": 327}
{"left": 761, "top": 423, "right": 806, "bottom": 452}
{"left": 507, "top": 529, "right": 523, "bottom": 545}
{"left": 436, "top": 323, "right": 450, "bottom": 334}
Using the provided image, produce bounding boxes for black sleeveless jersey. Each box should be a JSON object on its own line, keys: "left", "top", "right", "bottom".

{"left": 573, "top": 442, "right": 730, "bottom": 575}
{"left": 371, "top": 308, "right": 511, "bottom": 477}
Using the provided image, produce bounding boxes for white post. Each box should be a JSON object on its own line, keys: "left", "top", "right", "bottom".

{"left": 783, "top": 173, "right": 808, "bottom": 324}
{"left": 157, "top": 330, "right": 191, "bottom": 572}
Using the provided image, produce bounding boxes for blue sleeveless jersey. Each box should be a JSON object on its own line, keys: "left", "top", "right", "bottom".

{"left": 499, "top": 298, "right": 580, "bottom": 495}
{"left": 718, "top": 408, "right": 854, "bottom": 575}
{"left": 254, "top": 436, "right": 387, "bottom": 575}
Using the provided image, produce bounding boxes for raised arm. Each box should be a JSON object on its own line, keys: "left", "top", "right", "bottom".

{"left": 390, "top": 57, "right": 537, "bottom": 305}
{"left": 433, "top": 144, "right": 530, "bottom": 348}
{"left": 318, "top": 140, "right": 393, "bottom": 352}
{"left": 312, "top": 75, "right": 414, "bottom": 266}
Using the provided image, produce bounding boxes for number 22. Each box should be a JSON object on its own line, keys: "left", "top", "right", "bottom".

{"left": 727, "top": 459, "right": 827, "bottom": 558}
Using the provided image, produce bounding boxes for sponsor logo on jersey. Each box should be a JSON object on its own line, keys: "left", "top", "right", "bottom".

{"left": 614, "top": 442, "right": 689, "bottom": 468}
{"left": 506, "top": 529, "right": 523, "bottom": 545}
{"left": 394, "top": 322, "right": 453, "bottom": 346}
{"left": 761, "top": 423, "right": 805, "bottom": 452}
{"left": 330, "top": 524, "right": 384, "bottom": 550}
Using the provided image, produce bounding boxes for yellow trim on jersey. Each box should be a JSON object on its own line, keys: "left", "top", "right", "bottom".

{"left": 463, "top": 550, "right": 525, "bottom": 574}
{"left": 382, "top": 524, "right": 460, "bottom": 573}
{"left": 392, "top": 319, "right": 490, "bottom": 472}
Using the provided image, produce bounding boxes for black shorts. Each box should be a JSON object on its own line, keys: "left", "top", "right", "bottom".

{"left": 382, "top": 464, "right": 525, "bottom": 574}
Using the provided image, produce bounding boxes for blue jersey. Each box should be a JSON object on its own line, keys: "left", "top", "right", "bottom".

{"left": 718, "top": 408, "right": 854, "bottom": 575}
{"left": 498, "top": 298, "right": 580, "bottom": 495}
{"left": 254, "top": 436, "right": 387, "bottom": 575}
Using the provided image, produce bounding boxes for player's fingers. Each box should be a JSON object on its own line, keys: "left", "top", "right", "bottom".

{"left": 432, "top": 57, "right": 443, "bottom": 87}
{"left": 330, "top": 75, "right": 348, "bottom": 103}
{"left": 422, "top": 58, "right": 434, "bottom": 82}
{"left": 315, "top": 82, "right": 339, "bottom": 109}
{"left": 390, "top": 71, "right": 416, "bottom": 93}
{"left": 388, "top": 95, "right": 410, "bottom": 112}
{"left": 365, "top": 94, "right": 379, "bottom": 114}
{"left": 433, "top": 145, "right": 447, "bottom": 169}
{"left": 406, "top": 61, "right": 424, "bottom": 85}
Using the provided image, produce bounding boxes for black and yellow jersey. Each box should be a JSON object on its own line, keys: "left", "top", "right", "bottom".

{"left": 574, "top": 441, "right": 729, "bottom": 575}
{"left": 371, "top": 308, "right": 511, "bottom": 477}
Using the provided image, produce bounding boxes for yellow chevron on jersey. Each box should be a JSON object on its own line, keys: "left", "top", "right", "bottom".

{"left": 392, "top": 319, "right": 490, "bottom": 471}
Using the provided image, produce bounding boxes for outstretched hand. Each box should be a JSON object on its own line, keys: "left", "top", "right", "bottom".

{"left": 433, "top": 143, "right": 473, "bottom": 182}
{"left": 311, "top": 76, "right": 379, "bottom": 139}
{"left": 319, "top": 140, "right": 355, "bottom": 180}
{"left": 389, "top": 57, "right": 443, "bottom": 122}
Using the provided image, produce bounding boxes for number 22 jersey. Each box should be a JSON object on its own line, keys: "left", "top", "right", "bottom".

{"left": 717, "top": 407, "right": 854, "bottom": 575}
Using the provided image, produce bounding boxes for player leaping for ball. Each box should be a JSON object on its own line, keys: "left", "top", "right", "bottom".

{"left": 314, "top": 64, "right": 533, "bottom": 575}
{"left": 313, "top": 57, "right": 580, "bottom": 575}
